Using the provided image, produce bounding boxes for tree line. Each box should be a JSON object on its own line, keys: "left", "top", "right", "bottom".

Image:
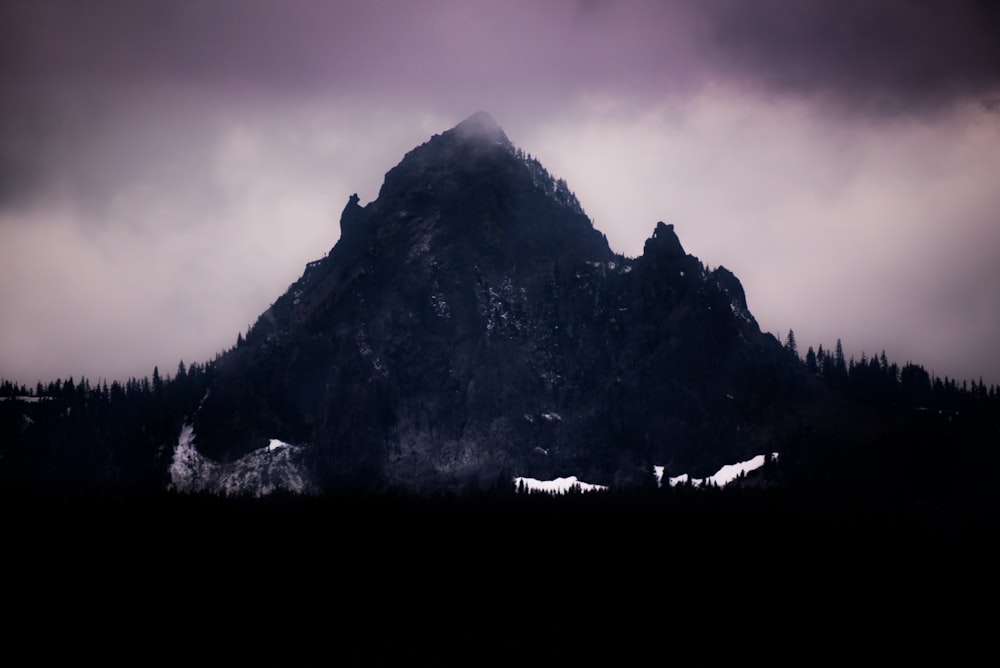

{"left": 0, "top": 360, "right": 214, "bottom": 494}
{"left": 783, "top": 329, "right": 998, "bottom": 409}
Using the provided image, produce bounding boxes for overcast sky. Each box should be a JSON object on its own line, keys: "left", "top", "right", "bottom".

{"left": 2, "top": 0, "right": 999, "bottom": 387}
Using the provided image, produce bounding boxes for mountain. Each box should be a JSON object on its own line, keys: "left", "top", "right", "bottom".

{"left": 188, "top": 111, "right": 816, "bottom": 493}
{"left": 4, "top": 110, "right": 999, "bottom": 519}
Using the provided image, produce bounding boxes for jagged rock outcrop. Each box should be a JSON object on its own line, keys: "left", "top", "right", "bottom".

{"left": 192, "top": 111, "right": 813, "bottom": 492}
{"left": 169, "top": 424, "right": 316, "bottom": 497}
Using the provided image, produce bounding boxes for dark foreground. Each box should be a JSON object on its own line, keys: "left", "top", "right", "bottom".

{"left": 4, "top": 485, "right": 996, "bottom": 663}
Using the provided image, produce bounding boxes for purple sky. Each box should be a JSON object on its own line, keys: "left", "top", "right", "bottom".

{"left": 2, "top": 0, "right": 999, "bottom": 386}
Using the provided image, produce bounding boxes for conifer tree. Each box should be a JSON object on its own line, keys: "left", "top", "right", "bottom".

{"left": 835, "top": 339, "right": 847, "bottom": 376}
{"left": 784, "top": 329, "right": 799, "bottom": 359}
{"left": 805, "top": 346, "right": 817, "bottom": 374}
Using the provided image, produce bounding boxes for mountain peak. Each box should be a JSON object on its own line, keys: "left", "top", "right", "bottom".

{"left": 369, "top": 109, "right": 586, "bottom": 230}
{"left": 449, "top": 110, "right": 508, "bottom": 145}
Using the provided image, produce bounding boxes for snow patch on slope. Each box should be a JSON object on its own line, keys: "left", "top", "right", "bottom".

{"left": 514, "top": 475, "right": 607, "bottom": 494}
{"left": 169, "top": 424, "right": 317, "bottom": 497}
{"left": 660, "top": 453, "right": 778, "bottom": 488}
{"left": 514, "top": 452, "right": 776, "bottom": 496}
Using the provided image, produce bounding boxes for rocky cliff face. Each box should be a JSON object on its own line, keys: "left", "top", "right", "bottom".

{"left": 192, "top": 112, "right": 812, "bottom": 492}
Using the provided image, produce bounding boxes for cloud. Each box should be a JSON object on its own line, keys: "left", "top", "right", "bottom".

{"left": 1, "top": 1, "right": 999, "bottom": 385}
{"left": 4, "top": 1, "right": 997, "bottom": 106}
{"left": 5, "top": 0, "right": 998, "bottom": 211}
{"left": 699, "top": 0, "right": 1000, "bottom": 114}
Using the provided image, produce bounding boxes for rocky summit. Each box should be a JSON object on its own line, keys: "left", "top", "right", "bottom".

{"left": 192, "top": 111, "right": 814, "bottom": 492}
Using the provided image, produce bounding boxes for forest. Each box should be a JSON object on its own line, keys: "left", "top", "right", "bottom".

{"left": 3, "top": 332, "right": 998, "bottom": 519}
